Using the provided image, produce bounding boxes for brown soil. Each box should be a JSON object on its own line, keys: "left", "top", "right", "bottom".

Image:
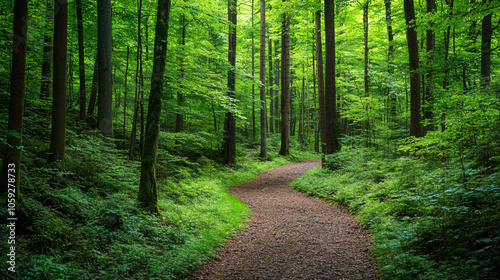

{"left": 188, "top": 159, "right": 378, "bottom": 279}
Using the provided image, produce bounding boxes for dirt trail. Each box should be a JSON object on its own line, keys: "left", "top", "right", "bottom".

{"left": 188, "top": 159, "right": 377, "bottom": 279}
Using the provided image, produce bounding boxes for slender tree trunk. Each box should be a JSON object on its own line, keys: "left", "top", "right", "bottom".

{"left": 40, "top": 0, "right": 53, "bottom": 100}
{"left": 324, "top": 0, "right": 340, "bottom": 153}
{"left": 123, "top": 46, "right": 130, "bottom": 139}
{"left": 481, "top": 0, "right": 492, "bottom": 87}
{"left": 1, "top": 0, "right": 28, "bottom": 213}
{"left": 385, "top": 0, "right": 396, "bottom": 119}
{"left": 175, "top": 15, "right": 186, "bottom": 133}
{"left": 259, "top": 0, "right": 267, "bottom": 159}
{"left": 138, "top": 0, "right": 172, "bottom": 213}
{"left": 404, "top": 0, "right": 423, "bottom": 137}
{"left": 223, "top": 0, "right": 238, "bottom": 164}
{"left": 279, "top": 0, "right": 290, "bottom": 156}
{"left": 87, "top": 57, "right": 98, "bottom": 117}
{"left": 315, "top": 9, "right": 326, "bottom": 154}
{"left": 76, "top": 0, "right": 86, "bottom": 120}
{"left": 49, "top": 0, "right": 68, "bottom": 164}
{"left": 312, "top": 28, "right": 319, "bottom": 152}
{"left": 251, "top": 0, "right": 256, "bottom": 142}
{"left": 423, "top": 0, "right": 435, "bottom": 133}
{"left": 269, "top": 26, "right": 274, "bottom": 134}
{"left": 274, "top": 40, "right": 280, "bottom": 132}
{"left": 363, "top": 1, "right": 369, "bottom": 95}
{"left": 97, "top": 0, "right": 113, "bottom": 137}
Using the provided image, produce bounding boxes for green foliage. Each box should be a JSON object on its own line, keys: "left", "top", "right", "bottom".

{"left": 291, "top": 146, "right": 500, "bottom": 280}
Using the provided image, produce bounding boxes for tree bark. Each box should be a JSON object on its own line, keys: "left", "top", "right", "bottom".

{"left": 251, "top": 0, "right": 256, "bottom": 142}
{"left": 223, "top": 0, "right": 237, "bottom": 164}
{"left": 123, "top": 46, "right": 130, "bottom": 139}
{"left": 324, "top": 0, "right": 340, "bottom": 153}
{"left": 1, "top": 0, "right": 28, "bottom": 212}
{"left": 423, "top": 0, "right": 435, "bottom": 133}
{"left": 97, "top": 0, "right": 113, "bottom": 137}
{"left": 268, "top": 25, "right": 274, "bottom": 134}
{"left": 259, "top": 0, "right": 267, "bottom": 159}
{"left": 40, "top": 0, "right": 53, "bottom": 100}
{"left": 279, "top": 0, "right": 290, "bottom": 156}
{"left": 481, "top": 0, "right": 492, "bottom": 87}
{"left": 315, "top": 9, "right": 326, "bottom": 154}
{"left": 49, "top": 0, "right": 68, "bottom": 163}
{"left": 76, "top": 0, "right": 86, "bottom": 120}
{"left": 404, "top": 0, "right": 423, "bottom": 138}
{"left": 385, "top": 0, "right": 396, "bottom": 119}
{"left": 138, "top": 0, "right": 172, "bottom": 213}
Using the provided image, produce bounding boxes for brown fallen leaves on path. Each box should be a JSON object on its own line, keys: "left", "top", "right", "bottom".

{"left": 188, "top": 158, "right": 378, "bottom": 280}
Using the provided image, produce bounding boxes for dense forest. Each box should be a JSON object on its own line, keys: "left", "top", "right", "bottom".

{"left": 1, "top": 0, "right": 499, "bottom": 279}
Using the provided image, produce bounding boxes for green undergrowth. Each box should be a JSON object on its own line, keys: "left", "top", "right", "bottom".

{"left": 0, "top": 115, "right": 296, "bottom": 279}
{"left": 291, "top": 146, "right": 500, "bottom": 280}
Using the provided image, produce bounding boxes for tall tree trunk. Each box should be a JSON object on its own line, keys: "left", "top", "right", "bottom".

{"left": 1, "top": 0, "right": 28, "bottom": 215}
{"left": 76, "top": 0, "right": 86, "bottom": 120}
{"left": 324, "top": 0, "right": 340, "bottom": 153}
{"left": 259, "top": 0, "right": 267, "bottom": 159}
{"left": 87, "top": 57, "right": 98, "bottom": 117}
{"left": 315, "top": 9, "right": 326, "bottom": 154}
{"left": 97, "top": 0, "right": 113, "bottom": 137}
{"left": 385, "top": 0, "right": 396, "bottom": 119}
{"left": 40, "top": 0, "right": 53, "bottom": 100}
{"left": 175, "top": 14, "right": 186, "bottom": 133}
{"left": 363, "top": 1, "right": 369, "bottom": 95}
{"left": 481, "top": 0, "right": 492, "bottom": 87}
{"left": 404, "top": 0, "right": 423, "bottom": 137}
{"left": 423, "top": 0, "right": 435, "bottom": 133}
{"left": 312, "top": 28, "right": 319, "bottom": 152}
{"left": 251, "top": 0, "right": 256, "bottom": 142}
{"left": 49, "top": 0, "right": 68, "bottom": 164}
{"left": 269, "top": 26, "right": 274, "bottom": 134}
{"left": 138, "top": 0, "right": 172, "bottom": 213}
{"left": 279, "top": 0, "right": 290, "bottom": 156}
{"left": 274, "top": 40, "right": 280, "bottom": 132}
{"left": 223, "top": 0, "right": 237, "bottom": 164}
{"left": 123, "top": 46, "right": 130, "bottom": 139}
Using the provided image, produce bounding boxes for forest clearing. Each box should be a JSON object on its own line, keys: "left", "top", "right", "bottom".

{"left": 1, "top": 0, "right": 499, "bottom": 279}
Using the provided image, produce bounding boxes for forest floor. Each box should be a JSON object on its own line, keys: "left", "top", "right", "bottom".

{"left": 187, "top": 159, "right": 378, "bottom": 279}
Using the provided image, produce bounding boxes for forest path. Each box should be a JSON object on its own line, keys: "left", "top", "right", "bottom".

{"left": 188, "top": 159, "right": 377, "bottom": 279}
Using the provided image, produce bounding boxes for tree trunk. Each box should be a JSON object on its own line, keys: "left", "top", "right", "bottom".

{"left": 481, "top": 0, "right": 492, "bottom": 87}
{"left": 404, "top": 0, "right": 423, "bottom": 138}
{"left": 138, "top": 0, "right": 172, "bottom": 213}
{"left": 363, "top": 1, "right": 369, "bottom": 95}
{"left": 312, "top": 28, "right": 319, "bottom": 152}
{"left": 315, "top": 9, "right": 326, "bottom": 154}
{"left": 175, "top": 14, "right": 186, "bottom": 133}
{"left": 40, "top": 0, "right": 53, "bottom": 100}
{"left": 49, "top": 0, "right": 68, "bottom": 164}
{"left": 324, "top": 0, "right": 340, "bottom": 153}
{"left": 274, "top": 40, "right": 280, "bottom": 132}
{"left": 76, "top": 0, "right": 86, "bottom": 120}
{"left": 279, "top": 0, "right": 290, "bottom": 156}
{"left": 123, "top": 46, "right": 130, "bottom": 139}
{"left": 1, "top": 0, "right": 28, "bottom": 215}
{"left": 269, "top": 26, "right": 274, "bottom": 134}
{"left": 251, "top": 0, "right": 256, "bottom": 142}
{"left": 423, "top": 0, "right": 435, "bottom": 133}
{"left": 259, "top": 0, "right": 267, "bottom": 159}
{"left": 87, "top": 57, "right": 98, "bottom": 117}
{"left": 223, "top": 0, "right": 237, "bottom": 164}
{"left": 97, "top": 0, "right": 113, "bottom": 137}
{"left": 385, "top": 0, "right": 396, "bottom": 119}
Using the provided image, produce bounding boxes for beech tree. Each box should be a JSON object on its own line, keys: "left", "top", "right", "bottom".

{"left": 49, "top": 0, "right": 68, "bottom": 163}
{"left": 97, "top": 0, "right": 113, "bottom": 137}
{"left": 1, "top": 0, "right": 28, "bottom": 210}
{"left": 259, "top": 0, "right": 267, "bottom": 159}
{"left": 223, "top": 0, "right": 238, "bottom": 164}
{"left": 324, "top": 0, "right": 340, "bottom": 153}
{"left": 279, "top": 0, "right": 290, "bottom": 156}
{"left": 76, "top": 0, "right": 86, "bottom": 120}
{"left": 138, "top": 0, "right": 172, "bottom": 212}
{"left": 404, "top": 0, "right": 423, "bottom": 138}
{"left": 315, "top": 8, "right": 325, "bottom": 154}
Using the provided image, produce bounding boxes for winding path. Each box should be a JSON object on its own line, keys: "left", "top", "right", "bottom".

{"left": 188, "top": 159, "right": 377, "bottom": 279}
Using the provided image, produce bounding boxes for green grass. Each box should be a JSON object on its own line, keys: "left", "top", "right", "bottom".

{"left": 291, "top": 146, "right": 500, "bottom": 280}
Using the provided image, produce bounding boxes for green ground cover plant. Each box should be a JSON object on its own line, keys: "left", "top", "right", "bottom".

{"left": 291, "top": 146, "right": 500, "bottom": 280}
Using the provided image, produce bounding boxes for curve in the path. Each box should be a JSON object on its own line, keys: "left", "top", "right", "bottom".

{"left": 188, "top": 158, "right": 378, "bottom": 280}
